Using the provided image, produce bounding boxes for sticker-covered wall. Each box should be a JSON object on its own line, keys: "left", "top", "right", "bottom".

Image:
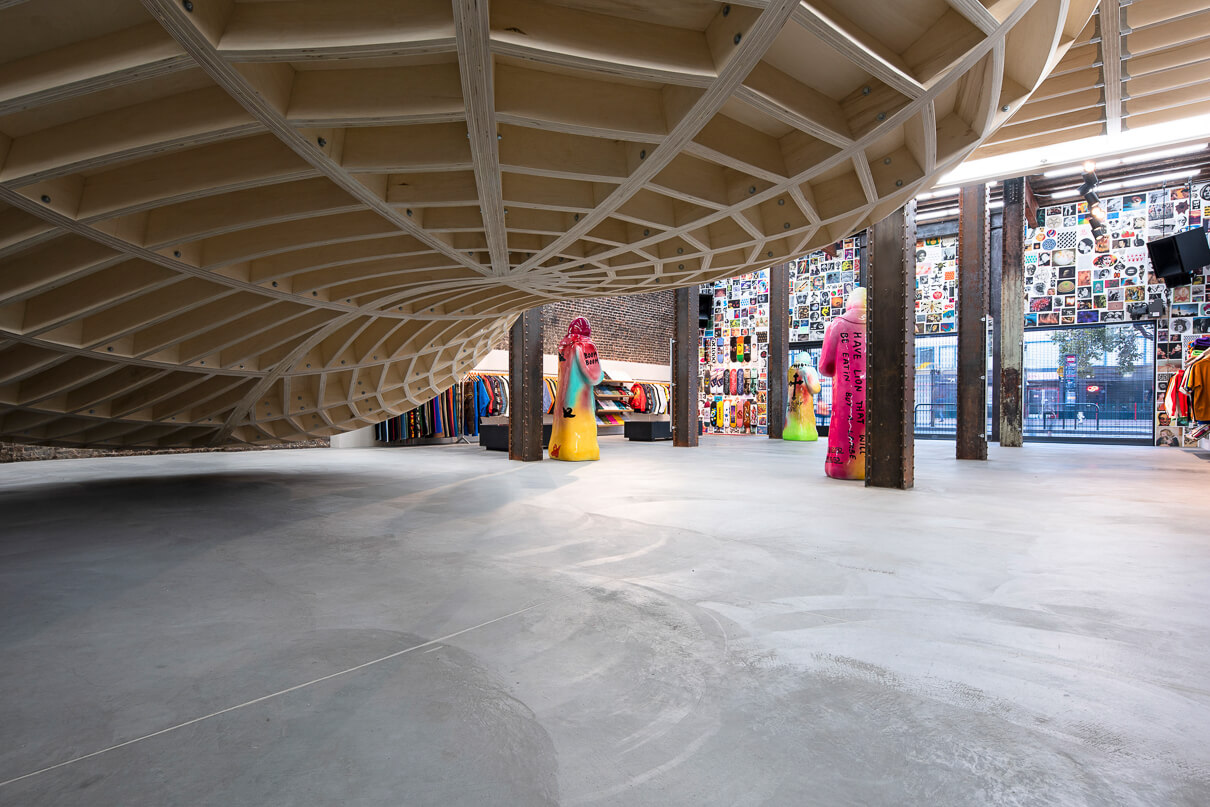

{"left": 790, "top": 238, "right": 861, "bottom": 342}
{"left": 696, "top": 180, "right": 1209, "bottom": 446}
{"left": 700, "top": 238, "right": 860, "bottom": 435}
{"left": 915, "top": 237, "right": 959, "bottom": 334}
{"left": 1026, "top": 181, "right": 1210, "bottom": 446}
{"left": 700, "top": 270, "right": 771, "bottom": 435}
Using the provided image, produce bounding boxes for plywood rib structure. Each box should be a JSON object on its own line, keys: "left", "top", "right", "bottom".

{"left": 0, "top": 0, "right": 1093, "bottom": 447}
{"left": 976, "top": 0, "right": 1210, "bottom": 158}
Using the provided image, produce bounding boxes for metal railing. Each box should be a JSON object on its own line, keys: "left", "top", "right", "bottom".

{"left": 1029, "top": 403, "right": 1100, "bottom": 431}
{"left": 914, "top": 403, "right": 957, "bottom": 436}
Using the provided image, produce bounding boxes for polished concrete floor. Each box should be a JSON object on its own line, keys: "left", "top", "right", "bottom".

{"left": 1, "top": 438, "right": 1208, "bottom": 806}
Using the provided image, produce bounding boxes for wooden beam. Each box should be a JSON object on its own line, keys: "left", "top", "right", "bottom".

{"left": 141, "top": 0, "right": 490, "bottom": 279}
{"left": 1099, "top": 0, "right": 1124, "bottom": 136}
{"left": 0, "top": 22, "right": 191, "bottom": 116}
{"left": 510, "top": 0, "right": 801, "bottom": 277}
{"left": 453, "top": 0, "right": 509, "bottom": 275}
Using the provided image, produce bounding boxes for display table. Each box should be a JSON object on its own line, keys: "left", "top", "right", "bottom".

{"left": 479, "top": 415, "right": 553, "bottom": 452}
{"left": 624, "top": 414, "right": 672, "bottom": 442}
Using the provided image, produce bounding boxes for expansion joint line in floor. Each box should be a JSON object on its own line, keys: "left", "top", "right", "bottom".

{"left": 0, "top": 591, "right": 585, "bottom": 790}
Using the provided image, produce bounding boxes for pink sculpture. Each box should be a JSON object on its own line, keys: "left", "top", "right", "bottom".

{"left": 819, "top": 288, "right": 867, "bottom": 480}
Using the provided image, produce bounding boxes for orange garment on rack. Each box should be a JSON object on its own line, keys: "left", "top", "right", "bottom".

{"left": 1189, "top": 359, "right": 1210, "bottom": 422}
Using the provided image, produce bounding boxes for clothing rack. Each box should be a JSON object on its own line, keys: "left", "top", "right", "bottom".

{"left": 1164, "top": 335, "right": 1210, "bottom": 443}
{"left": 374, "top": 372, "right": 671, "bottom": 446}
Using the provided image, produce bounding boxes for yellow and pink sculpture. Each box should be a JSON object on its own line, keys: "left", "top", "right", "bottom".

{"left": 548, "top": 317, "right": 604, "bottom": 461}
{"left": 784, "top": 365, "right": 822, "bottom": 442}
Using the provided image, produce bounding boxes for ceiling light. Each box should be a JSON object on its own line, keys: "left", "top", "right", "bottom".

{"left": 1043, "top": 165, "right": 1094, "bottom": 178}
{"left": 941, "top": 115, "right": 1210, "bottom": 185}
{"left": 916, "top": 186, "right": 961, "bottom": 201}
{"left": 1113, "top": 168, "right": 1201, "bottom": 189}
{"left": 917, "top": 207, "right": 959, "bottom": 221}
{"left": 1119, "top": 143, "right": 1207, "bottom": 165}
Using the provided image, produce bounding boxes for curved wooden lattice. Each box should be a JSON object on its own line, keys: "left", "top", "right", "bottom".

{"left": 977, "top": 0, "right": 1210, "bottom": 158}
{"left": 0, "top": 0, "right": 1094, "bottom": 447}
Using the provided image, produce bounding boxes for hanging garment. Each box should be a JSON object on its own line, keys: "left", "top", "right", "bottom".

{"left": 629, "top": 382, "right": 648, "bottom": 413}
{"left": 475, "top": 377, "right": 492, "bottom": 427}
{"left": 1166, "top": 369, "right": 1182, "bottom": 419}
{"left": 486, "top": 376, "right": 501, "bottom": 414}
{"left": 1190, "top": 358, "right": 1210, "bottom": 422}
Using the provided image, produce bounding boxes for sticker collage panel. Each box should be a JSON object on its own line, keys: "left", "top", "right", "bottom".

{"left": 789, "top": 237, "right": 860, "bottom": 343}
{"left": 915, "top": 236, "right": 958, "bottom": 334}
{"left": 1022, "top": 185, "right": 1208, "bottom": 329}
{"left": 700, "top": 270, "right": 770, "bottom": 435}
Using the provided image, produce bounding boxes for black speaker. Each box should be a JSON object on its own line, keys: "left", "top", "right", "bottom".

{"left": 1146, "top": 226, "right": 1210, "bottom": 289}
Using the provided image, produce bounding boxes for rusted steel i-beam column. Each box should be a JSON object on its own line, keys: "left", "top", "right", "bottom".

{"left": 999, "top": 177, "right": 1026, "bottom": 446}
{"left": 508, "top": 307, "right": 544, "bottom": 461}
{"left": 767, "top": 262, "right": 790, "bottom": 439}
{"left": 672, "top": 285, "right": 699, "bottom": 447}
{"left": 957, "top": 184, "right": 990, "bottom": 460}
{"left": 866, "top": 203, "right": 916, "bottom": 490}
{"left": 989, "top": 208, "right": 1004, "bottom": 443}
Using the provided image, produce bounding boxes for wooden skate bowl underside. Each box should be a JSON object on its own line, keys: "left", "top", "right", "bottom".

{"left": 0, "top": 0, "right": 1094, "bottom": 447}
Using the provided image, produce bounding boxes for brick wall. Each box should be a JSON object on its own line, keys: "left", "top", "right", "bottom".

{"left": 497, "top": 290, "right": 676, "bottom": 365}
{"left": 0, "top": 439, "right": 329, "bottom": 464}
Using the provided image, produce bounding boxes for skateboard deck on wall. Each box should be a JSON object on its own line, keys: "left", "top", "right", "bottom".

{"left": 744, "top": 335, "right": 752, "bottom": 363}
{"left": 730, "top": 336, "right": 737, "bottom": 362}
